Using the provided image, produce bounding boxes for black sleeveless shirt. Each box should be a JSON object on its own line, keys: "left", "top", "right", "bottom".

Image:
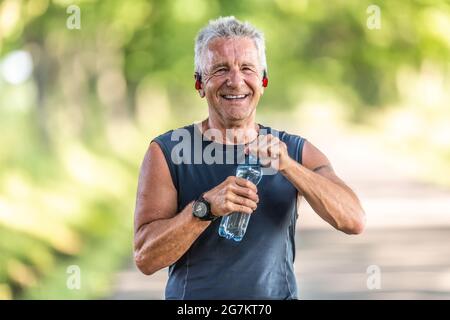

{"left": 152, "top": 123, "right": 305, "bottom": 299}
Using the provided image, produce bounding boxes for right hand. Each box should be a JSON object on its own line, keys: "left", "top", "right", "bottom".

{"left": 203, "top": 176, "right": 259, "bottom": 217}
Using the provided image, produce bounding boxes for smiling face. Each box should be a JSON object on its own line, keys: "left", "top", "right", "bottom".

{"left": 199, "top": 37, "right": 264, "bottom": 126}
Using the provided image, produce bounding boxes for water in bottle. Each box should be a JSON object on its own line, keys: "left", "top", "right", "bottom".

{"left": 218, "top": 155, "right": 262, "bottom": 241}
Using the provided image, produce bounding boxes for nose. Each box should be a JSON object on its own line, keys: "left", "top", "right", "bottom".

{"left": 226, "top": 68, "right": 244, "bottom": 88}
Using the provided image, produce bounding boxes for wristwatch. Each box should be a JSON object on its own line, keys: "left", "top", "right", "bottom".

{"left": 192, "top": 194, "right": 217, "bottom": 221}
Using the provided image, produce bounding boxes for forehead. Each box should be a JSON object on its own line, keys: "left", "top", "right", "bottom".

{"left": 205, "top": 37, "right": 259, "bottom": 66}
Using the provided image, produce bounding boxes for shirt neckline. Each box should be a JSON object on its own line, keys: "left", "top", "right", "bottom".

{"left": 193, "top": 122, "right": 267, "bottom": 147}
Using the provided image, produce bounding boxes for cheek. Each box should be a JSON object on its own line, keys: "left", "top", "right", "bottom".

{"left": 246, "top": 76, "right": 262, "bottom": 94}
{"left": 250, "top": 85, "right": 263, "bottom": 99}
{"left": 205, "top": 78, "right": 224, "bottom": 95}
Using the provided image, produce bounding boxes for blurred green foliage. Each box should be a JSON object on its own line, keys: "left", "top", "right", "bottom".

{"left": 0, "top": 0, "right": 449, "bottom": 298}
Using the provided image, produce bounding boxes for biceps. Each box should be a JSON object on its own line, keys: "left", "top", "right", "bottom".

{"left": 301, "top": 140, "right": 350, "bottom": 189}
{"left": 302, "top": 140, "right": 331, "bottom": 171}
{"left": 314, "top": 166, "right": 355, "bottom": 196}
{"left": 134, "top": 142, "right": 178, "bottom": 231}
{"left": 135, "top": 187, "right": 177, "bottom": 225}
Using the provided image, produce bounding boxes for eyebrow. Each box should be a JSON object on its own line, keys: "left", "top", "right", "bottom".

{"left": 210, "top": 62, "right": 257, "bottom": 70}
{"left": 210, "top": 63, "right": 228, "bottom": 70}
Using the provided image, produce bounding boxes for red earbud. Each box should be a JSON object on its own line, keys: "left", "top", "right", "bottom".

{"left": 262, "top": 70, "right": 268, "bottom": 88}
{"left": 194, "top": 73, "right": 202, "bottom": 90}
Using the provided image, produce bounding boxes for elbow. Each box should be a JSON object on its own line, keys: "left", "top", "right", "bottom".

{"left": 340, "top": 211, "right": 366, "bottom": 235}
{"left": 345, "top": 220, "right": 365, "bottom": 235}
{"left": 134, "top": 250, "right": 157, "bottom": 276}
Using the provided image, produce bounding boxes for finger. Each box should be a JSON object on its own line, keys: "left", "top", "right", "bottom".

{"left": 256, "top": 135, "right": 274, "bottom": 159}
{"left": 235, "top": 177, "right": 257, "bottom": 192}
{"left": 258, "top": 134, "right": 272, "bottom": 147}
{"left": 268, "top": 142, "right": 281, "bottom": 159}
{"left": 251, "top": 142, "right": 270, "bottom": 162}
{"left": 248, "top": 135, "right": 269, "bottom": 154}
{"left": 259, "top": 157, "right": 272, "bottom": 167}
{"left": 227, "top": 201, "right": 255, "bottom": 214}
{"left": 227, "top": 192, "right": 257, "bottom": 210}
{"left": 248, "top": 145, "right": 270, "bottom": 167}
{"left": 248, "top": 145, "right": 259, "bottom": 158}
{"left": 231, "top": 184, "right": 259, "bottom": 202}
{"left": 247, "top": 140, "right": 259, "bottom": 157}
{"left": 249, "top": 143, "right": 269, "bottom": 160}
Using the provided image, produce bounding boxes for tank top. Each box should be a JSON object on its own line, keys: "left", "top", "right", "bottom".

{"left": 152, "top": 123, "right": 305, "bottom": 299}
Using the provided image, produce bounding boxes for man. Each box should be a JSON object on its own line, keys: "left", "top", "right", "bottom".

{"left": 134, "top": 16, "right": 365, "bottom": 300}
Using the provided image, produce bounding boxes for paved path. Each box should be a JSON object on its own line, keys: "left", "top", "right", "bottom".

{"left": 111, "top": 120, "right": 450, "bottom": 299}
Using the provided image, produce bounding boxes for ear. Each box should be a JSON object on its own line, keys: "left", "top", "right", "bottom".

{"left": 194, "top": 72, "right": 205, "bottom": 98}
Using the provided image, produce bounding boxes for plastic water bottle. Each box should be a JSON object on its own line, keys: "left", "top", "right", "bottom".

{"left": 218, "top": 155, "right": 262, "bottom": 241}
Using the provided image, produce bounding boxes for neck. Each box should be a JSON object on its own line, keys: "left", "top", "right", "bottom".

{"left": 200, "top": 117, "right": 259, "bottom": 145}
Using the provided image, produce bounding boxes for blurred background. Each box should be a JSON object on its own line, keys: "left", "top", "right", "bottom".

{"left": 0, "top": 0, "right": 449, "bottom": 299}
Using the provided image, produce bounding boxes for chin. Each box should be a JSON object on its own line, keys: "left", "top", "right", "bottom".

{"left": 226, "top": 109, "right": 252, "bottom": 121}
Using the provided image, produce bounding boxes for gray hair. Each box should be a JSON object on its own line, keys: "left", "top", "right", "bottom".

{"left": 194, "top": 16, "right": 267, "bottom": 76}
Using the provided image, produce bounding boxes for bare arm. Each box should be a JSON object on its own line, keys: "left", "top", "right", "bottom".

{"left": 281, "top": 140, "right": 365, "bottom": 234}
{"left": 133, "top": 142, "right": 211, "bottom": 275}
{"left": 247, "top": 135, "right": 365, "bottom": 234}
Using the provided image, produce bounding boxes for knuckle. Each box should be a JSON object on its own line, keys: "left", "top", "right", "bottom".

{"left": 224, "top": 202, "right": 232, "bottom": 211}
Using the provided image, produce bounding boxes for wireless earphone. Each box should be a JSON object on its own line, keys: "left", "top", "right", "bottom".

{"left": 194, "top": 72, "right": 202, "bottom": 90}
{"left": 194, "top": 70, "right": 268, "bottom": 89}
{"left": 262, "top": 70, "right": 268, "bottom": 88}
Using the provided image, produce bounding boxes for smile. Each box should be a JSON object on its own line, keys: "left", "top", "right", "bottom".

{"left": 220, "top": 94, "right": 249, "bottom": 100}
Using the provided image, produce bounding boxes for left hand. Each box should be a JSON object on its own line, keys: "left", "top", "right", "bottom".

{"left": 245, "top": 134, "right": 293, "bottom": 172}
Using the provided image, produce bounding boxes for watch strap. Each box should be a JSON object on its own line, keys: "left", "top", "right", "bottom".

{"left": 193, "top": 194, "right": 217, "bottom": 221}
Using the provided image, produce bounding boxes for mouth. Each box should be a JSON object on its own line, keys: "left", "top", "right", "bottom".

{"left": 220, "top": 93, "right": 250, "bottom": 101}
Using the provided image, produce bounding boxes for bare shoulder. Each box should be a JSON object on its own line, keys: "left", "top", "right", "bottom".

{"left": 301, "top": 139, "right": 347, "bottom": 187}
{"left": 134, "top": 141, "right": 178, "bottom": 232}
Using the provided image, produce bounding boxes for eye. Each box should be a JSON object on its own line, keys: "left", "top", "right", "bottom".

{"left": 214, "top": 68, "right": 227, "bottom": 75}
{"left": 242, "top": 66, "right": 255, "bottom": 73}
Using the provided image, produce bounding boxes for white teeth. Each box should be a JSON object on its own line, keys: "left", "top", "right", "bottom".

{"left": 223, "top": 94, "right": 246, "bottom": 99}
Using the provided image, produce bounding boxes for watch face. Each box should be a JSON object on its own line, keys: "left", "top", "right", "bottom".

{"left": 194, "top": 202, "right": 207, "bottom": 218}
